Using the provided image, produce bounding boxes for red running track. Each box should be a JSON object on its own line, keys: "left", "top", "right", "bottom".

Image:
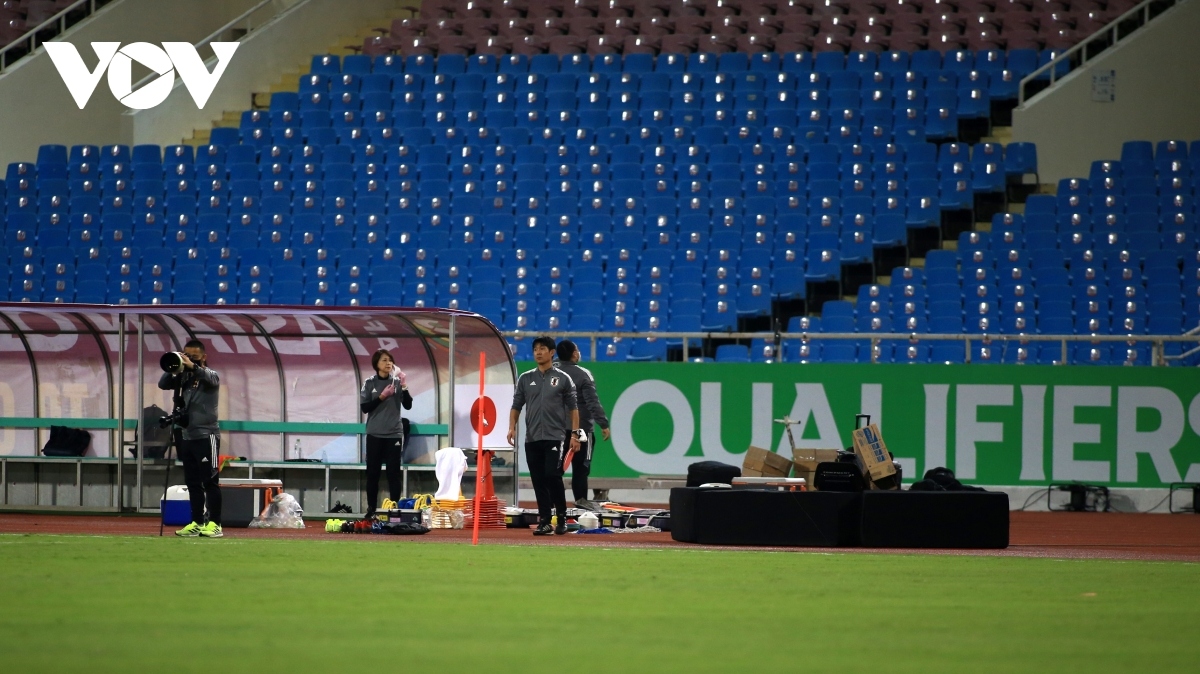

{"left": 2, "top": 511, "right": 1198, "bottom": 562}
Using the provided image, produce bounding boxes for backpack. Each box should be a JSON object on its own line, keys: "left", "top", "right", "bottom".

{"left": 920, "top": 467, "right": 986, "bottom": 492}
{"left": 128, "top": 405, "right": 173, "bottom": 459}
{"left": 42, "top": 426, "right": 91, "bottom": 457}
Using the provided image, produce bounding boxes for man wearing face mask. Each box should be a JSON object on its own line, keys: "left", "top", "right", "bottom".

{"left": 159, "top": 339, "right": 223, "bottom": 538}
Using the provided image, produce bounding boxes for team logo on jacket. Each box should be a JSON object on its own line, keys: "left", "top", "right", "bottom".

{"left": 550, "top": 377, "right": 559, "bottom": 386}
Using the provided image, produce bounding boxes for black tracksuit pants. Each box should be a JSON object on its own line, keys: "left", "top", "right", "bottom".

{"left": 567, "top": 430, "right": 593, "bottom": 502}
{"left": 525, "top": 439, "right": 567, "bottom": 525}
{"left": 365, "top": 434, "right": 403, "bottom": 513}
{"left": 178, "top": 434, "right": 222, "bottom": 525}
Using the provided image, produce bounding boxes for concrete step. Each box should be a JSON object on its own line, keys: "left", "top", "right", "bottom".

{"left": 984, "top": 125, "right": 1014, "bottom": 145}
{"left": 192, "top": 17, "right": 391, "bottom": 142}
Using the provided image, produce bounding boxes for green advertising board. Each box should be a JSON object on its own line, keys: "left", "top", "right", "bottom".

{"left": 516, "top": 362, "right": 1200, "bottom": 487}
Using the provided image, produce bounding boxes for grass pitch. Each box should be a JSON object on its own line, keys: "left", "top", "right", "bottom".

{"left": 0, "top": 534, "right": 1196, "bottom": 673}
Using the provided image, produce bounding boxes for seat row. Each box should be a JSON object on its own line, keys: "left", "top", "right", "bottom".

{"left": 269, "top": 82, "right": 1003, "bottom": 115}
{"left": 291, "top": 68, "right": 1015, "bottom": 101}
{"left": 5, "top": 139, "right": 1030, "bottom": 188}
{"left": 303, "top": 48, "right": 1064, "bottom": 79}
{"left": 4, "top": 160, "right": 1021, "bottom": 200}
{"left": 17, "top": 133, "right": 1026, "bottom": 164}
{"left": 2, "top": 192, "right": 997, "bottom": 235}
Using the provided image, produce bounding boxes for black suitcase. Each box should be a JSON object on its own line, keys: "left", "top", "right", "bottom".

{"left": 813, "top": 461, "right": 865, "bottom": 492}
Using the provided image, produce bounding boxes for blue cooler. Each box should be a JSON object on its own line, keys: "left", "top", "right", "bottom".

{"left": 161, "top": 485, "right": 192, "bottom": 525}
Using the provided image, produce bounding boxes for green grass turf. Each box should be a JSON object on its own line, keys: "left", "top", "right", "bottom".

{"left": 0, "top": 535, "right": 1197, "bottom": 673}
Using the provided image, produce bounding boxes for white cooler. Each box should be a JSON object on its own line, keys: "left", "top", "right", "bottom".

{"left": 161, "top": 485, "right": 192, "bottom": 525}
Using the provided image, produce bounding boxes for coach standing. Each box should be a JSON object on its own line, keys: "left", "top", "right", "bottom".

{"left": 553, "top": 340, "right": 610, "bottom": 506}
{"left": 508, "top": 336, "right": 580, "bottom": 536}
{"left": 360, "top": 348, "right": 413, "bottom": 518}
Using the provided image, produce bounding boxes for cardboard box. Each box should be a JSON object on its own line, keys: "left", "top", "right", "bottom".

{"left": 851, "top": 424, "right": 897, "bottom": 482}
{"left": 742, "top": 445, "right": 792, "bottom": 478}
{"left": 791, "top": 449, "right": 840, "bottom": 488}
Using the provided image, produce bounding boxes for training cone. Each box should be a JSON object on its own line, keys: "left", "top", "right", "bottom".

{"left": 463, "top": 496, "right": 508, "bottom": 530}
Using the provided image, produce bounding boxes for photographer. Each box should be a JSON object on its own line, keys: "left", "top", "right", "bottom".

{"left": 158, "top": 339, "right": 223, "bottom": 538}
{"left": 359, "top": 348, "right": 412, "bottom": 518}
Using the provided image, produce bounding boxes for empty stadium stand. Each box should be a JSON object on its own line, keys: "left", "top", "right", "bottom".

{"left": 3, "top": 0, "right": 1196, "bottom": 365}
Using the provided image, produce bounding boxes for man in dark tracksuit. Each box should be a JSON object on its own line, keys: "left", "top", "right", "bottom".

{"left": 554, "top": 340, "right": 610, "bottom": 505}
{"left": 508, "top": 336, "right": 580, "bottom": 536}
{"left": 158, "top": 339, "right": 223, "bottom": 538}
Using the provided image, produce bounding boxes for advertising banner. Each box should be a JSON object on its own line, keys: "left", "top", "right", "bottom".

{"left": 453, "top": 384, "right": 515, "bottom": 450}
{"left": 519, "top": 362, "right": 1200, "bottom": 487}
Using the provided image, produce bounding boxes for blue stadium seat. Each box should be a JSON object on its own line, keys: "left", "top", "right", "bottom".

{"left": 714, "top": 344, "right": 751, "bottom": 363}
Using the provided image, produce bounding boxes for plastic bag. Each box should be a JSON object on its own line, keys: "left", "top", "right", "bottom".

{"left": 249, "top": 492, "right": 305, "bottom": 529}
{"left": 429, "top": 508, "right": 464, "bottom": 529}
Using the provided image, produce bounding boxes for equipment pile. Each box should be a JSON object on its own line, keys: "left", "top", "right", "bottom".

{"left": 249, "top": 492, "right": 305, "bottom": 529}
{"left": 503, "top": 502, "right": 671, "bottom": 533}
{"left": 324, "top": 496, "right": 433, "bottom": 535}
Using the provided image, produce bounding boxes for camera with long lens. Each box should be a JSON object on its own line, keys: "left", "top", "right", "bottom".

{"left": 158, "top": 352, "right": 191, "bottom": 428}
{"left": 160, "top": 351, "right": 186, "bottom": 374}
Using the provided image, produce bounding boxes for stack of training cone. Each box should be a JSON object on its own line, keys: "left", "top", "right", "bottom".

{"left": 431, "top": 498, "right": 470, "bottom": 529}
{"left": 466, "top": 448, "right": 507, "bottom": 530}
{"left": 463, "top": 496, "right": 507, "bottom": 529}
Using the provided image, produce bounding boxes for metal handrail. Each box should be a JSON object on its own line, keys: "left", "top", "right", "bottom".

{"left": 195, "top": 0, "right": 281, "bottom": 50}
{"left": 502, "top": 329, "right": 1200, "bottom": 366}
{"left": 0, "top": 0, "right": 96, "bottom": 73}
{"left": 1018, "top": 0, "right": 1183, "bottom": 105}
{"left": 126, "top": 0, "right": 286, "bottom": 92}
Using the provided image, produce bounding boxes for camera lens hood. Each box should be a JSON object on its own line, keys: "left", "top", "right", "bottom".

{"left": 160, "top": 352, "right": 185, "bottom": 374}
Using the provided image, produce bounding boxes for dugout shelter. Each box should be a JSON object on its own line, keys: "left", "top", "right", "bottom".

{"left": 0, "top": 303, "right": 516, "bottom": 512}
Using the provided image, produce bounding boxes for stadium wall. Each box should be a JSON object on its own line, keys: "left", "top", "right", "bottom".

{"left": 509, "top": 362, "right": 1200, "bottom": 489}
{"left": 1012, "top": 0, "right": 1200, "bottom": 183}
{"left": 124, "top": 0, "right": 404, "bottom": 149}
{"left": 0, "top": 0, "right": 267, "bottom": 168}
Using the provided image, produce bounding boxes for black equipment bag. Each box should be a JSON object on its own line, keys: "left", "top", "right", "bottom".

{"left": 382, "top": 521, "right": 430, "bottom": 535}
{"left": 686, "top": 460, "right": 741, "bottom": 487}
{"left": 42, "top": 426, "right": 91, "bottom": 457}
{"left": 814, "top": 461, "right": 865, "bottom": 492}
{"left": 918, "top": 467, "right": 986, "bottom": 492}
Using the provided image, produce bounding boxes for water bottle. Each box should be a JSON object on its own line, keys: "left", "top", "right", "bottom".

{"left": 293, "top": 438, "right": 302, "bottom": 460}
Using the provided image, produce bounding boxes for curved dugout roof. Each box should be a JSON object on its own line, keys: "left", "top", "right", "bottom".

{"left": 0, "top": 303, "right": 516, "bottom": 461}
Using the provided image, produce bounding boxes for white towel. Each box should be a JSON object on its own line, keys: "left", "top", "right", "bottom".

{"left": 434, "top": 448, "right": 467, "bottom": 500}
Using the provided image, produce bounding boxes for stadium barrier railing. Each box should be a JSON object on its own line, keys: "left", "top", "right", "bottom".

{"left": 506, "top": 330, "right": 1200, "bottom": 366}
{"left": 1019, "top": 0, "right": 1184, "bottom": 104}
